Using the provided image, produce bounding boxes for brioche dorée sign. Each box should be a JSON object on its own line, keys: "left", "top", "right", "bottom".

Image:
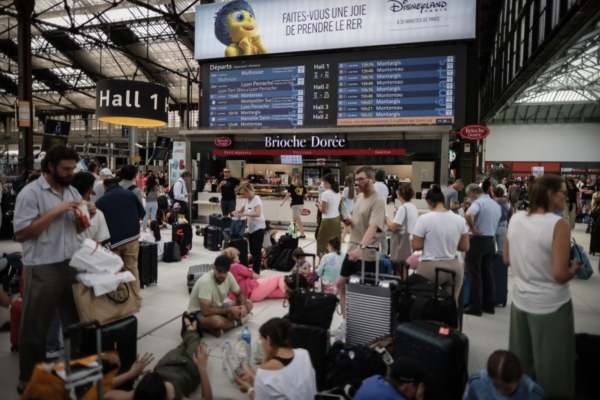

{"left": 459, "top": 125, "right": 490, "bottom": 140}
{"left": 214, "top": 137, "right": 232, "bottom": 147}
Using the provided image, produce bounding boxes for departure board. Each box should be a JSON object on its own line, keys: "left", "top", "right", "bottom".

{"left": 203, "top": 46, "right": 465, "bottom": 129}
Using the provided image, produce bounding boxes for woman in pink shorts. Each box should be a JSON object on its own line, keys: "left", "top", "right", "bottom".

{"left": 221, "top": 247, "right": 287, "bottom": 302}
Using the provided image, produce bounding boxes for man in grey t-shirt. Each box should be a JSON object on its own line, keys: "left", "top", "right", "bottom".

{"left": 443, "top": 179, "right": 464, "bottom": 214}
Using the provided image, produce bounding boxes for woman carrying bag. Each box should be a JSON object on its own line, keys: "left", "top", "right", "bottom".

{"left": 233, "top": 183, "right": 266, "bottom": 275}
{"left": 385, "top": 186, "right": 419, "bottom": 278}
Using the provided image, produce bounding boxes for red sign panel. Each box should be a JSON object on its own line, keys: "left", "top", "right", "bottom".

{"left": 300, "top": 209, "right": 311, "bottom": 216}
{"left": 459, "top": 125, "right": 490, "bottom": 140}
{"left": 213, "top": 149, "right": 406, "bottom": 156}
{"left": 214, "top": 137, "right": 232, "bottom": 147}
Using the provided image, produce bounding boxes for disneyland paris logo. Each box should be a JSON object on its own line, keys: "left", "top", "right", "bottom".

{"left": 388, "top": 0, "right": 448, "bottom": 14}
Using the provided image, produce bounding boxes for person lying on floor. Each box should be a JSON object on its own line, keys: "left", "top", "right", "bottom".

{"left": 221, "top": 247, "right": 287, "bottom": 302}
{"left": 104, "top": 314, "right": 213, "bottom": 400}
{"left": 234, "top": 318, "right": 317, "bottom": 400}
{"left": 463, "top": 350, "right": 545, "bottom": 400}
{"left": 188, "top": 255, "right": 253, "bottom": 338}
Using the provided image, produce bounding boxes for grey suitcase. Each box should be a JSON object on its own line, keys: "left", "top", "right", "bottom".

{"left": 346, "top": 245, "right": 401, "bottom": 346}
{"left": 187, "top": 264, "right": 212, "bottom": 294}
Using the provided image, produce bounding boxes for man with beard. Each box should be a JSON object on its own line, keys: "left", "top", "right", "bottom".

{"left": 188, "top": 255, "right": 253, "bottom": 338}
{"left": 13, "top": 145, "right": 96, "bottom": 394}
{"left": 336, "top": 165, "right": 386, "bottom": 333}
{"left": 96, "top": 178, "right": 146, "bottom": 307}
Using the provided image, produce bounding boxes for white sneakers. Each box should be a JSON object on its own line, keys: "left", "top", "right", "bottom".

{"left": 223, "top": 340, "right": 251, "bottom": 382}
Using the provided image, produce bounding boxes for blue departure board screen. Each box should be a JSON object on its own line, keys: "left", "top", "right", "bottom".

{"left": 203, "top": 46, "right": 465, "bottom": 129}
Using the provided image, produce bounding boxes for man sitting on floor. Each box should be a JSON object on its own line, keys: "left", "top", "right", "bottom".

{"left": 188, "top": 255, "right": 253, "bottom": 338}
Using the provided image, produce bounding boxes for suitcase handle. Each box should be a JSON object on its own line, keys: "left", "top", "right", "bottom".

{"left": 361, "top": 245, "right": 380, "bottom": 285}
{"left": 63, "top": 320, "right": 103, "bottom": 398}
{"left": 434, "top": 267, "right": 457, "bottom": 299}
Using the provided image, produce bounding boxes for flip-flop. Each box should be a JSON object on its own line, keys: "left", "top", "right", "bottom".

{"left": 181, "top": 312, "right": 192, "bottom": 336}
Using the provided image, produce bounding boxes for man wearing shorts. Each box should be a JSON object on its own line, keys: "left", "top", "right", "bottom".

{"left": 217, "top": 168, "right": 240, "bottom": 217}
{"left": 336, "top": 165, "right": 386, "bottom": 326}
{"left": 187, "top": 255, "right": 253, "bottom": 338}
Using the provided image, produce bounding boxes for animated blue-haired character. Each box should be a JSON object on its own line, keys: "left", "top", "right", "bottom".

{"left": 214, "top": 0, "right": 269, "bottom": 57}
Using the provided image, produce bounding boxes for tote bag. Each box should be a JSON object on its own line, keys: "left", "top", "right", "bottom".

{"left": 72, "top": 282, "right": 139, "bottom": 326}
{"left": 390, "top": 205, "right": 412, "bottom": 263}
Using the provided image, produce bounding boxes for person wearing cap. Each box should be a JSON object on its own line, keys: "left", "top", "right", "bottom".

{"left": 92, "top": 167, "right": 113, "bottom": 201}
{"left": 187, "top": 255, "right": 254, "bottom": 338}
{"left": 354, "top": 356, "right": 426, "bottom": 400}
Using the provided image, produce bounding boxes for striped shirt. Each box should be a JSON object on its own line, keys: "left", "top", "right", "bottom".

{"left": 14, "top": 175, "right": 82, "bottom": 266}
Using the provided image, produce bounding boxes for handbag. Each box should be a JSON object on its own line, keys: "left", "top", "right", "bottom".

{"left": 70, "top": 239, "right": 123, "bottom": 274}
{"left": 390, "top": 206, "right": 412, "bottom": 263}
{"left": 230, "top": 218, "right": 246, "bottom": 239}
{"left": 72, "top": 282, "right": 139, "bottom": 326}
{"left": 287, "top": 289, "right": 339, "bottom": 329}
{"left": 572, "top": 238, "right": 593, "bottom": 280}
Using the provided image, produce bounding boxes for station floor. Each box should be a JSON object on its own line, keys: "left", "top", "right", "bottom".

{"left": 0, "top": 223, "right": 598, "bottom": 399}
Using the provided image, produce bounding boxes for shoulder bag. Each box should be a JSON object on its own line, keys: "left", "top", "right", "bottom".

{"left": 390, "top": 205, "right": 412, "bottom": 263}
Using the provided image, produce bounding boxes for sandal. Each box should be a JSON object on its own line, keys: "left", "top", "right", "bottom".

{"left": 181, "top": 312, "right": 192, "bottom": 337}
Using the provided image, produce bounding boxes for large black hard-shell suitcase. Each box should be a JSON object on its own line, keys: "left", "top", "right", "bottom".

{"left": 492, "top": 251, "right": 508, "bottom": 307}
{"left": 172, "top": 224, "right": 193, "bottom": 256}
{"left": 290, "top": 322, "right": 328, "bottom": 391}
{"left": 138, "top": 242, "right": 157, "bottom": 288}
{"left": 204, "top": 226, "right": 223, "bottom": 251}
{"left": 395, "top": 321, "right": 469, "bottom": 400}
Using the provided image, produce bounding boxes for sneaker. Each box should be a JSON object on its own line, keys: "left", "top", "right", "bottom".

{"left": 298, "top": 235, "right": 306, "bottom": 239}
{"left": 236, "top": 340, "right": 250, "bottom": 365}
{"left": 46, "top": 348, "right": 59, "bottom": 360}
{"left": 222, "top": 347, "right": 239, "bottom": 382}
{"left": 241, "top": 312, "right": 253, "bottom": 325}
{"left": 209, "top": 328, "right": 224, "bottom": 338}
{"left": 253, "top": 340, "right": 265, "bottom": 365}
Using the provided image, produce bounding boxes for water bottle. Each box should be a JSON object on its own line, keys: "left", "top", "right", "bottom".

{"left": 334, "top": 326, "right": 344, "bottom": 342}
{"left": 222, "top": 340, "right": 231, "bottom": 372}
{"left": 241, "top": 326, "right": 252, "bottom": 360}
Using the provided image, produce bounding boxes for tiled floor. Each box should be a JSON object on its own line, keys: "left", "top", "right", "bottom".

{"left": 0, "top": 223, "right": 598, "bottom": 399}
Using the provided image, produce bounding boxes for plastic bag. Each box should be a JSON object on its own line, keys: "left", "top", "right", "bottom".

{"left": 70, "top": 239, "right": 123, "bottom": 274}
{"left": 76, "top": 271, "right": 135, "bottom": 296}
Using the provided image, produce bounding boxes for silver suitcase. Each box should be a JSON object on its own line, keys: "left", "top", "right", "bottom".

{"left": 346, "top": 245, "right": 401, "bottom": 346}
{"left": 187, "top": 264, "right": 212, "bottom": 293}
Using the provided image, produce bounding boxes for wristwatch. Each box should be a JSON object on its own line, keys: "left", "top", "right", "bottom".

{"left": 359, "top": 244, "right": 365, "bottom": 250}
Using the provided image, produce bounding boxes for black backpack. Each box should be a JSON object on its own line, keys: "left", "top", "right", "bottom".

{"left": 168, "top": 181, "right": 181, "bottom": 202}
{"left": 157, "top": 195, "right": 169, "bottom": 210}
{"left": 268, "top": 246, "right": 294, "bottom": 271}
{"left": 324, "top": 341, "right": 387, "bottom": 391}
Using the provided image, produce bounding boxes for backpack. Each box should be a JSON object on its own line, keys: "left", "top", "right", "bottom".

{"left": 168, "top": 181, "right": 181, "bottom": 201}
{"left": 157, "top": 195, "right": 169, "bottom": 210}
{"left": 324, "top": 341, "right": 387, "bottom": 391}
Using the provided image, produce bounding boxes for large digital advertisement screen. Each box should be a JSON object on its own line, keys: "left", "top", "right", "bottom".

{"left": 201, "top": 45, "right": 466, "bottom": 129}
{"left": 194, "top": 0, "right": 476, "bottom": 61}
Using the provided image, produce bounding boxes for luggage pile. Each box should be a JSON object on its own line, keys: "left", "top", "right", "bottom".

{"left": 267, "top": 234, "right": 299, "bottom": 271}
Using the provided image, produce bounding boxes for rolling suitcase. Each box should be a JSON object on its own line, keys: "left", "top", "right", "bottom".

{"left": 290, "top": 322, "right": 329, "bottom": 391}
{"left": 187, "top": 264, "right": 212, "bottom": 293}
{"left": 346, "top": 245, "right": 401, "bottom": 346}
{"left": 172, "top": 224, "right": 193, "bottom": 256}
{"left": 492, "top": 251, "right": 508, "bottom": 307}
{"left": 395, "top": 321, "right": 469, "bottom": 400}
{"left": 137, "top": 242, "right": 157, "bottom": 288}
{"left": 80, "top": 316, "right": 138, "bottom": 391}
{"left": 278, "top": 234, "right": 299, "bottom": 250}
{"left": 10, "top": 297, "right": 22, "bottom": 352}
{"left": 226, "top": 238, "right": 249, "bottom": 267}
{"left": 208, "top": 213, "right": 222, "bottom": 227}
{"left": 204, "top": 226, "right": 224, "bottom": 251}
{"left": 163, "top": 242, "right": 181, "bottom": 263}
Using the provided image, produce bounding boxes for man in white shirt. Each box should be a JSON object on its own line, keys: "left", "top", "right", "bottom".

{"left": 173, "top": 170, "right": 193, "bottom": 221}
{"left": 71, "top": 171, "right": 110, "bottom": 246}
{"left": 373, "top": 168, "right": 390, "bottom": 256}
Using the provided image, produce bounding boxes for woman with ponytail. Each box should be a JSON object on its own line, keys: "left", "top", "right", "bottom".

{"left": 411, "top": 185, "right": 470, "bottom": 302}
{"left": 143, "top": 220, "right": 165, "bottom": 261}
{"left": 235, "top": 318, "right": 317, "bottom": 400}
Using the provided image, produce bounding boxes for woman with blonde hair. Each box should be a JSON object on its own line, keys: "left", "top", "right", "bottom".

{"left": 341, "top": 175, "right": 355, "bottom": 243}
{"left": 233, "top": 183, "right": 266, "bottom": 274}
{"left": 280, "top": 174, "right": 307, "bottom": 239}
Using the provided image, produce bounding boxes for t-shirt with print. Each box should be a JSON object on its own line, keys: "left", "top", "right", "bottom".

{"left": 220, "top": 177, "right": 240, "bottom": 201}
{"left": 187, "top": 270, "right": 240, "bottom": 314}
{"left": 321, "top": 189, "right": 341, "bottom": 219}
{"left": 392, "top": 201, "right": 419, "bottom": 238}
{"left": 288, "top": 184, "right": 307, "bottom": 206}
{"left": 317, "top": 252, "right": 346, "bottom": 282}
{"left": 77, "top": 208, "right": 110, "bottom": 247}
{"left": 413, "top": 211, "right": 468, "bottom": 261}
{"left": 244, "top": 195, "right": 266, "bottom": 233}
{"left": 348, "top": 192, "right": 386, "bottom": 262}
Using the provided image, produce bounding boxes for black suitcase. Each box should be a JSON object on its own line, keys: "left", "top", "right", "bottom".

{"left": 137, "top": 242, "right": 157, "bottom": 288}
{"left": 163, "top": 242, "right": 181, "bottom": 263}
{"left": 395, "top": 321, "right": 469, "bottom": 400}
{"left": 590, "top": 222, "right": 600, "bottom": 256}
{"left": 204, "top": 226, "right": 224, "bottom": 251}
{"left": 278, "top": 234, "right": 299, "bottom": 250}
{"left": 187, "top": 264, "right": 212, "bottom": 294}
{"left": 80, "top": 316, "right": 138, "bottom": 391}
{"left": 172, "top": 224, "right": 193, "bottom": 256}
{"left": 290, "top": 322, "right": 329, "bottom": 391}
{"left": 0, "top": 210, "right": 14, "bottom": 240}
{"left": 226, "top": 238, "right": 249, "bottom": 267}
{"left": 492, "top": 251, "right": 508, "bottom": 307}
{"left": 346, "top": 246, "right": 401, "bottom": 346}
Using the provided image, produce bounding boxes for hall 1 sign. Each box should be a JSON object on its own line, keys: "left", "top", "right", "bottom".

{"left": 459, "top": 125, "right": 490, "bottom": 140}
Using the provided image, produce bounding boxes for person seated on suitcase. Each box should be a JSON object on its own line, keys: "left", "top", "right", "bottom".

{"left": 188, "top": 255, "right": 253, "bottom": 338}
{"left": 105, "top": 314, "right": 214, "bottom": 400}
{"left": 463, "top": 350, "right": 545, "bottom": 400}
{"left": 143, "top": 220, "right": 165, "bottom": 262}
{"left": 235, "top": 318, "right": 317, "bottom": 400}
{"left": 316, "top": 236, "right": 345, "bottom": 294}
{"left": 222, "top": 247, "right": 287, "bottom": 302}
{"left": 290, "top": 248, "right": 312, "bottom": 276}
{"left": 354, "top": 356, "right": 426, "bottom": 400}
